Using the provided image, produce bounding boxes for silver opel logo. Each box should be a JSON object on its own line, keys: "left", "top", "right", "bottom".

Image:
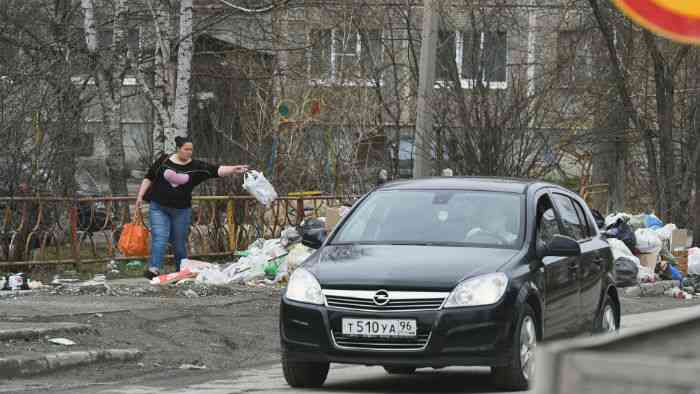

{"left": 373, "top": 290, "right": 390, "bottom": 306}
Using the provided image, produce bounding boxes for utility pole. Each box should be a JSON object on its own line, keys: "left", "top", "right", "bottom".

{"left": 413, "top": 0, "right": 440, "bottom": 178}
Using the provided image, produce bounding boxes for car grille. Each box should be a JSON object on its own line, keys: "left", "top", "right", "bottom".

{"left": 323, "top": 289, "right": 449, "bottom": 312}
{"left": 331, "top": 331, "right": 431, "bottom": 351}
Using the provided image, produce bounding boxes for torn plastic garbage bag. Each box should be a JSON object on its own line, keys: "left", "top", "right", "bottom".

{"left": 688, "top": 247, "right": 700, "bottom": 275}
{"left": 301, "top": 218, "right": 326, "bottom": 248}
{"left": 195, "top": 268, "right": 230, "bottom": 285}
{"left": 604, "top": 221, "right": 637, "bottom": 252}
{"left": 644, "top": 214, "right": 664, "bottom": 230}
{"left": 654, "top": 223, "right": 677, "bottom": 242}
{"left": 607, "top": 238, "right": 641, "bottom": 267}
{"left": 286, "top": 243, "right": 314, "bottom": 270}
{"left": 605, "top": 213, "right": 628, "bottom": 229}
{"left": 635, "top": 228, "right": 662, "bottom": 254}
{"left": 628, "top": 214, "right": 647, "bottom": 230}
{"left": 614, "top": 257, "right": 639, "bottom": 288}
{"left": 280, "top": 226, "right": 302, "bottom": 246}
{"left": 242, "top": 170, "right": 278, "bottom": 207}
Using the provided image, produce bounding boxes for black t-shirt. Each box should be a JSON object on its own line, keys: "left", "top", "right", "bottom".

{"left": 144, "top": 155, "right": 220, "bottom": 209}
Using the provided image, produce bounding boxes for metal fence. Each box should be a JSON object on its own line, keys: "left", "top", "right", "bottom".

{"left": 0, "top": 195, "right": 355, "bottom": 268}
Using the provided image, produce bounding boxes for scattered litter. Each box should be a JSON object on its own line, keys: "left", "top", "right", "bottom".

{"left": 179, "top": 363, "right": 207, "bottom": 370}
{"left": 183, "top": 289, "right": 199, "bottom": 298}
{"left": 151, "top": 270, "right": 197, "bottom": 286}
{"left": 49, "top": 338, "right": 76, "bottom": 346}
{"left": 126, "top": 260, "right": 145, "bottom": 270}
{"left": 51, "top": 272, "right": 81, "bottom": 286}
{"left": 2, "top": 273, "right": 30, "bottom": 291}
{"left": 28, "top": 280, "right": 44, "bottom": 289}
{"left": 95, "top": 313, "right": 104, "bottom": 318}
{"left": 664, "top": 287, "right": 693, "bottom": 300}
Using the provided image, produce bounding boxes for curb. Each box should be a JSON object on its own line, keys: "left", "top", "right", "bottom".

{"left": 0, "top": 348, "right": 142, "bottom": 379}
{"left": 0, "top": 323, "right": 91, "bottom": 341}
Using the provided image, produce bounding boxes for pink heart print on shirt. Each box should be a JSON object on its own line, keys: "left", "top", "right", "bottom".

{"left": 163, "top": 169, "right": 190, "bottom": 188}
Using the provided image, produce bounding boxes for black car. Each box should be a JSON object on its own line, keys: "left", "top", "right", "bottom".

{"left": 280, "top": 178, "right": 619, "bottom": 390}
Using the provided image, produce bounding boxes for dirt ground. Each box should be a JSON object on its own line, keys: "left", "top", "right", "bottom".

{"left": 0, "top": 283, "right": 283, "bottom": 390}
{"left": 1, "top": 282, "right": 699, "bottom": 391}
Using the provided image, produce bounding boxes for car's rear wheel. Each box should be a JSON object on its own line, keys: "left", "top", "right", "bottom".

{"left": 594, "top": 294, "right": 619, "bottom": 334}
{"left": 281, "top": 352, "right": 329, "bottom": 388}
{"left": 383, "top": 366, "right": 416, "bottom": 375}
{"left": 492, "top": 303, "right": 537, "bottom": 391}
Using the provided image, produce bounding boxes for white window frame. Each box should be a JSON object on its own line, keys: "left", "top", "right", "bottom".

{"left": 435, "top": 31, "right": 507, "bottom": 90}
{"left": 309, "top": 28, "right": 384, "bottom": 87}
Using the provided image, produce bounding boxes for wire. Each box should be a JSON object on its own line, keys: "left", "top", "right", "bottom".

{"left": 218, "top": 0, "right": 288, "bottom": 13}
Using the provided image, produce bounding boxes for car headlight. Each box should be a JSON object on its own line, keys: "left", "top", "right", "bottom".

{"left": 285, "top": 268, "right": 324, "bottom": 305}
{"left": 444, "top": 273, "right": 509, "bottom": 308}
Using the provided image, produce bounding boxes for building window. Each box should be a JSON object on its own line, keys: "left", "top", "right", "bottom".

{"left": 557, "top": 30, "right": 592, "bottom": 88}
{"left": 98, "top": 28, "right": 141, "bottom": 51}
{"left": 309, "top": 28, "right": 383, "bottom": 86}
{"left": 77, "top": 133, "right": 94, "bottom": 157}
{"left": 436, "top": 30, "right": 507, "bottom": 89}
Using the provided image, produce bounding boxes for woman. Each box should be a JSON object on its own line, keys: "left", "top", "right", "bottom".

{"left": 136, "top": 136, "right": 248, "bottom": 279}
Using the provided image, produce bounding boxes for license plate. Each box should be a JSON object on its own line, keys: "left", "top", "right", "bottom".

{"left": 341, "top": 318, "right": 417, "bottom": 337}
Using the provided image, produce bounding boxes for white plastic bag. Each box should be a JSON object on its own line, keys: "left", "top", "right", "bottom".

{"left": 638, "top": 265, "right": 656, "bottom": 283}
{"left": 242, "top": 170, "right": 278, "bottom": 207}
{"left": 195, "top": 267, "right": 229, "bottom": 285}
{"left": 654, "top": 223, "right": 677, "bottom": 242}
{"left": 635, "top": 228, "right": 662, "bottom": 254}
{"left": 688, "top": 247, "right": 700, "bottom": 275}
{"left": 181, "top": 259, "right": 216, "bottom": 273}
{"left": 607, "top": 238, "right": 641, "bottom": 267}
{"left": 605, "top": 213, "right": 628, "bottom": 229}
{"left": 286, "top": 243, "right": 314, "bottom": 271}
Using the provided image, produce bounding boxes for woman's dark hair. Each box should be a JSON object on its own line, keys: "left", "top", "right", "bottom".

{"left": 175, "top": 136, "right": 193, "bottom": 149}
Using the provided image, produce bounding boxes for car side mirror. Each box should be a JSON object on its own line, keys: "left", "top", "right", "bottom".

{"left": 539, "top": 234, "right": 581, "bottom": 258}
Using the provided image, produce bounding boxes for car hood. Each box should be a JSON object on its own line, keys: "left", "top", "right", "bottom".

{"left": 304, "top": 244, "right": 520, "bottom": 292}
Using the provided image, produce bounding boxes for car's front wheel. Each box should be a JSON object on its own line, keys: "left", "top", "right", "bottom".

{"left": 492, "top": 303, "right": 537, "bottom": 391}
{"left": 594, "top": 294, "right": 619, "bottom": 334}
{"left": 282, "top": 352, "right": 329, "bottom": 388}
{"left": 383, "top": 366, "right": 416, "bottom": 375}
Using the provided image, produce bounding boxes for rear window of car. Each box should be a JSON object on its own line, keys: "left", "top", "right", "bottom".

{"left": 332, "top": 190, "right": 524, "bottom": 248}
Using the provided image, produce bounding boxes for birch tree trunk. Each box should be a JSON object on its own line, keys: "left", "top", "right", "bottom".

{"left": 82, "top": 0, "right": 129, "bottom": 197}
{"left": 146, "top": 0, "right": 174, "bottom": 154}
{"left": 169, "top": 0, "right": 193, "bottom": 153}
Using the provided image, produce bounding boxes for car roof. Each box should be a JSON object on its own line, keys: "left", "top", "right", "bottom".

{"left": 377, "top": 177, "right": 566, "bottom": 195}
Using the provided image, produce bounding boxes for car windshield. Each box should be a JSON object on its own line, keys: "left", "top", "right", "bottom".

{"left": 332, "top": 190, "right": 524, "bottom": 248}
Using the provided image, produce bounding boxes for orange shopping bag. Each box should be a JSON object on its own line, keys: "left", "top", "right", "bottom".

{"left": 118, "top": 210, "right": 150, "bottom": 256}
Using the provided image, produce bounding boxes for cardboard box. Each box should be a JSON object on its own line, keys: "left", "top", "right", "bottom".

{"left": 325, "top": 207, "right": 342, "bottom": 232}
{"left": 671, "top": 229, "right": 689, "bottom": 251}
{"left": 639, "top": 252, "right": 659, "bottom": 269}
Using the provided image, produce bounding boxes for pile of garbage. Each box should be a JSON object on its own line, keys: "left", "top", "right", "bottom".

{"left": 149, "top": 224, "right": 320, "bottom": 288}
{"left": 602, "top": 211, "right": 693, "bottom": 299}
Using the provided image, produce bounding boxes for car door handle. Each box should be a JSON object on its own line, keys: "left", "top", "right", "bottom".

{"left": 592, "top": 257, "right": 603, "bottom": 265}
{"left": 568, "top": 262, "right": 578, "bottom": 270}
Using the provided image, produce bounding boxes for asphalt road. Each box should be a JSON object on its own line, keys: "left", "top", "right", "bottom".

{"left": 7, "top": 304, "right": 700, "bottom": 394}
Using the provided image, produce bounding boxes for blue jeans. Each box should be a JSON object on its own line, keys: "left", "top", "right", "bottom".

{"left": 149, "top": 201, "right": 192, "bottom": 272}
